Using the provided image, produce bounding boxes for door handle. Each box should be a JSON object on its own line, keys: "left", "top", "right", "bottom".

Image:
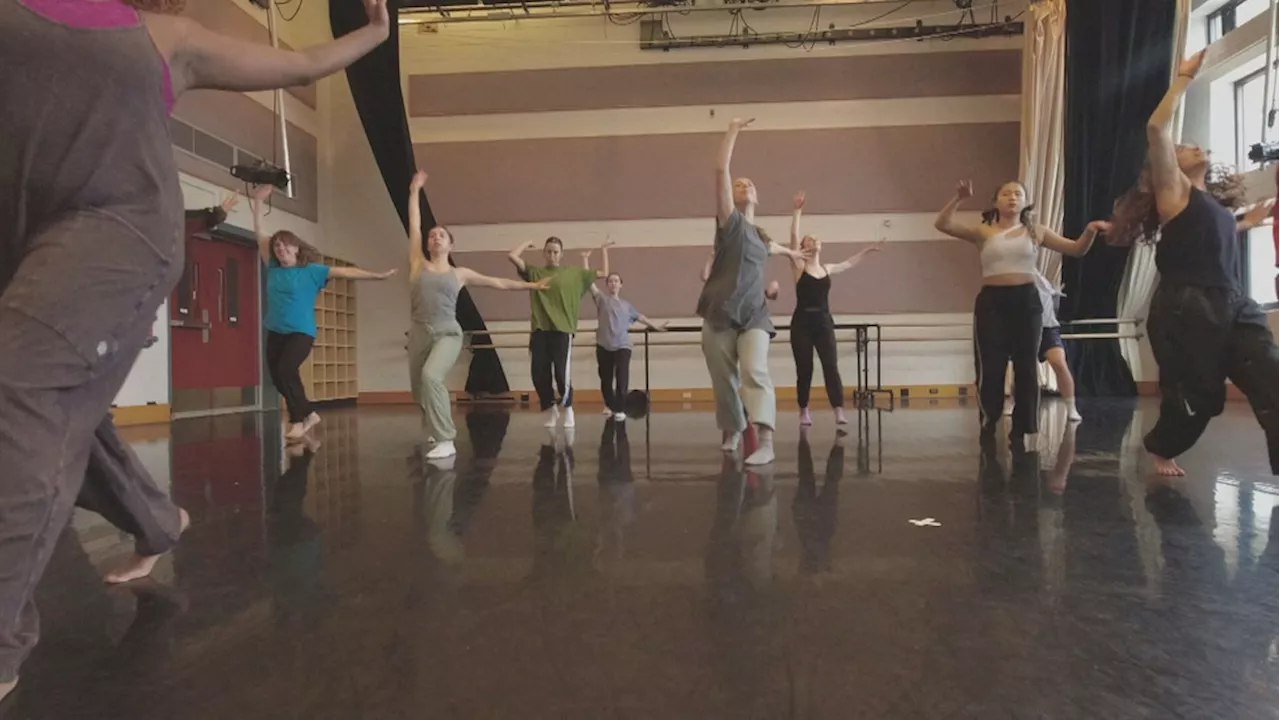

{"left": 216, "top": 268, "right": 225, "bottom": 323}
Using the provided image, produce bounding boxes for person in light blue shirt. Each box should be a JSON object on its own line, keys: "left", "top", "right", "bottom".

{"left": 582, "top": 245, "right": 667, "bottom": 420}
{"left": 252, "top": 186, "right": 396, "bottom": 441}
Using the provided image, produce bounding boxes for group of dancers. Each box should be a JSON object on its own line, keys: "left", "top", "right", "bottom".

{"left": 2, "top": 0, "right": 1278, "bottom": 700}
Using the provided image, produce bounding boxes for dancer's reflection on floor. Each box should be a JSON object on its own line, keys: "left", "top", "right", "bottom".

{"left": 531, "top": 430, "right": 591, "bottom": 580}
{"left": 792, "top": 426, "right": 843, "bottom": 576}
{"left": 266, "top": 436, "right": 332, "bottom": 626}
{"left": 448, "top": 410, "right": 510, "bottom": 535}
{"left": 595, "top": 419, "right": 637, "bottom": 571}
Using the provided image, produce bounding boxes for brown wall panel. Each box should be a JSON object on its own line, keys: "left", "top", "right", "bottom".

{"left": 408, "top": 50, "right": 1020, "bottom": 117}
{"left": 173, "top": 90, "right": 319, "bottom": 221}
{"left": 182, "top": 0, "right": 318, "bottom": 108}
{"left": 414, "top": 123, "right": 1019, "bottom": 225}
{"left": 446, "top": 241, "right": 980, "bottom": 323}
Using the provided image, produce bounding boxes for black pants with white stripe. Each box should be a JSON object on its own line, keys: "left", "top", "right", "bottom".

{"left": 973, "top": 284, "right": 1042, "bottom": 436}
{"left": 531, "top": 330, "right": 574, "bottom": 411}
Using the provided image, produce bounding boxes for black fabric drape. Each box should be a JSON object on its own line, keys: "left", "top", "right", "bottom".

{"left": 1061, "top": 0, "right": 1175, "bottom": 397}
{"left": 330, "top": 1, "right": 509, "bottom": 396}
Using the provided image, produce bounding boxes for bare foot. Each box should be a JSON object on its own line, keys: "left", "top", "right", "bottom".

{"left": 104, "top": 508, "right": 190, "bottom": 585}
{"left": 285, "top": 422, "right": 306, "bottom": 441}
{"left": 0, "top": 678, "right": 17, "bottom": 704}
{"left": 1151, "top": 454, "right": 1185, "bottom": 477}
{"left": 301, "top": 412, "right": 322, "bottom": 435}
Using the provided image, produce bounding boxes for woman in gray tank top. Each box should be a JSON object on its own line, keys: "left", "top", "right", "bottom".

{"left": 408, "top": 172, "right": 550, "bottom": 459}
{"left": 0, "top": 0, "right": 390, "bottom": 698}
{"left": 699, "top": 119, "right": 811, "bottom": 466}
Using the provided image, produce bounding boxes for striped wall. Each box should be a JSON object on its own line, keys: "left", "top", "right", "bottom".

{"left": 396, "top": 4, "right": 1026, "bottom": 395}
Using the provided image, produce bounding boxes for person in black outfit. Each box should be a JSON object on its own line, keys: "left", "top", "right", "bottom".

{"left": 1109, "top": 49, "right": 1279, "bottom": 478}
{"left": 787, "top": 191, "right": 884, "bottom": 426}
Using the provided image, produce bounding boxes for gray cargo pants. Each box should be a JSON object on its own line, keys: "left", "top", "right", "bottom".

{"left": 0, "top": 209, "right": 185, "bottom": 681}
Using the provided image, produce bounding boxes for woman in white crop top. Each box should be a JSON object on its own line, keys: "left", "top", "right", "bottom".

{"left": 934, "top": 179, "right": 1108, "bottom": 442}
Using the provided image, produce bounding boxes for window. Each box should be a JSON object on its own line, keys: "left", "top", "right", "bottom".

{"left": 1208, "top": 0, "right": 1272, "bottom": 43}
{"left": 1234, "top": 67, "right": 1273, "bottom": 168}
{"left": 1244, "top": 226, "right": 1277, "bottom": 307}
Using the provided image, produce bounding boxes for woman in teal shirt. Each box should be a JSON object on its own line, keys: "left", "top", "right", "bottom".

{"left": 252, "top": 186, "right": 396, "bottom": 440}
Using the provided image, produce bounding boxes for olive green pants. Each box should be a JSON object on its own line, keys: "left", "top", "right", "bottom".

{"left": 408, "top": 324, "right": 463, "bottom": 443}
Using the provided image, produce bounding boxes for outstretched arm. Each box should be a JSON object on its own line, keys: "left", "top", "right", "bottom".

{"left": 635, "top": 313, "right": 669, "bottom": 332}
{"left": 329, "top": 267, "right": 397, "bottom": 280}
{"left": 934, "top": 181, "right": 985, "bottom": 244}
{"left": 1237, "top": 199, "right": 1277, "bottom": 232}
{"left": 457, "top": 267, "right": 550, "bottom": 291}
{"left": 1038, "top": 222, "right": 1109, "bottom": 257}
{"left": 1148, "top": 51, "right": 1204, "bottom": 224}
{"left": 168, "top": 0, "right": 390, "bottom": 94}
{"left": 716, "top": 118, "right": 753, "bottom": 226}
{"left": 249, "top": 184, "right": 274, "bottom": 263}
{"left": 408, "top": 171, "right": 428, "bottom": 270}
{"left": 768, "top": 240, "right": 810, "bottom": 262}
{"left": 827, "top": 240, "right": 886, "bottom": 276}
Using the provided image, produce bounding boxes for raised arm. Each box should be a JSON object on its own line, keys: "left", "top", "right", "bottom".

{"left": 249, "top": 184, "right": 274, "bottom": 263}
{"left": 934, "top": 181, "right": 985, "bottom": 244}
{"left": 408, "top": 171, "right": 428, "bottom": 270}
{"left": 456, "top": 267, "right": 551, "bottom": 292}
{"left": 507, "top": 239, "right": 536, "bottom": 275}
{"left": 329, "top": 267, "right": 397, "bottom": 281}
{"left": 165, "top": 0, "right": 390, "bottom": 94}
{"left": 716, "top": 118, "right": 753, "bottom": 226}
{"left": 1148, "top": 51, "right": 1204, "bottom": 223}
{"left": 1038, "top": 222, "right": 1109, "bottom": 257}
{"left": 790, "top": 192, "right": 805, "bottom": 250}
{"left": 827, "top": 240, "right": 886, "bottom": 276}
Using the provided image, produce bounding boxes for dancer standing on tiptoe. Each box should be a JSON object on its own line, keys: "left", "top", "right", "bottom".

{"left": 0, "top": 0, "right": 389, "bottom": 700}
{"left": 788, "top": 191, "right": 884, "bottom": 427}
{"left": 698, "top": 118, "right": 811, "bottom": 465}
{"left": 1108, "top": 49, "right": 1278, "bottom": 477}
{"left": 581, "top": 244, "right": 668, "bottom": 421}
{"left": 253, "top": 185, "right": 397, "bottom": 441}
{"left": 406, "top": 171, "right": 550, "bottom": 459}
{"left": 508, "top": 237, "right": 604, "bottom": 429}
{"left": 934, "top": 178, "right": 1106, "bottom": 443}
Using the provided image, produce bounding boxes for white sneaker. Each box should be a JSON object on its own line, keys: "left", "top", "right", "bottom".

{"left": 543, "top": 407, "right": 560, "bottom": 428}
{"left": 562, "top": 407, "right": 576, "bottom": 428}
{"left": 721, "top": 431, "right": 741, "bottom": 452}
{"left": 744, "top": 443, "right": 775, "bottom": 466}
{"left": 426, "top": 441, "right": 457, "bottom": 459}
{"left": 613, "top": 412, "right": 627, "bottom": 421}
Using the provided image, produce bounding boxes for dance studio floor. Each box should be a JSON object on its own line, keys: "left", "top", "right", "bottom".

{"left": 11, "top": 399, "right": 1277, "bottom": 719}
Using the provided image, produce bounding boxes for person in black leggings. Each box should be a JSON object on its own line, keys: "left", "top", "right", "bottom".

{"left": 1109, "top": 49, "right": 1278, "bottom": 478}
{"left": 935, "top": 180, "right": 1106, "bottom": 443}
{"left": 787, "top": 191, "right": 883, "bottom": 426}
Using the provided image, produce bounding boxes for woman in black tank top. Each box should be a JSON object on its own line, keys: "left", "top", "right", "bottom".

{"left": 788, "top": 192, "right": 884, "bottom": 426}
{"left": 1109, "top": 49, "right": 1278, "bottom": 479}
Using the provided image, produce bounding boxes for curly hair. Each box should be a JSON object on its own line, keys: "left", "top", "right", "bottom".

{"left": 979, "top": 181, "right": 1038, "bottom": 241}
{"left": 1108, "top": 160, "right": 1245, "bottom": 247}
{"left": 121, "top": 0, "right": 187, "bottom": 13}
{"left": 270, "top": 230, "right": 321, "bottom": 267}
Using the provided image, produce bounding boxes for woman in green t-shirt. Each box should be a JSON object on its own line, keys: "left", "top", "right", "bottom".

{"left": 508, "top": 236, "right": 604, "bottom": 429}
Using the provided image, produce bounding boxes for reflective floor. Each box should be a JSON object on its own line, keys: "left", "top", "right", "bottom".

{"left": 11, "top": 398, "right": 1278, "bottom": 719}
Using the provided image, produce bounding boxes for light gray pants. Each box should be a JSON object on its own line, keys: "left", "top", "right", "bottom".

{"left": 408, "top": 324, "right": 463, "bottom": 443}
{"left": 701, "top": 326, "right": 776, "bottom": 433}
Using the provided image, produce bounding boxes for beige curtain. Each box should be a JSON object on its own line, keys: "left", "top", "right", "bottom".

{"left": 1019, "top": 0, "right": 1067, "bottom": 390}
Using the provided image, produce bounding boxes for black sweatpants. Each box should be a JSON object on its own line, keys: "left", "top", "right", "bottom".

{"left": 974, "top": 284, "right": 1043, "bottom": 436}
{"left": 266, "top": 331, "right": 315, "bottom": 424}
{"left": 790, "top": 312, "right": 843, "bottom": 409}
{"left": 596, "top": 346, "right": 632, "bottom": 414}
{"left": 531, "top": 330, "right": 574, "bottom": 411}
{"left": 1144, "top": 284, "right": 1278, "bottom": 473}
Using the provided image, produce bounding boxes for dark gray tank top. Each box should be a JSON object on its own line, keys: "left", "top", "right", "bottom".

{"left": 410, "top": 268, "right": 462, "bottom": 332}
{"left": 0, "top": 1, "right": 184, "bottom": 286}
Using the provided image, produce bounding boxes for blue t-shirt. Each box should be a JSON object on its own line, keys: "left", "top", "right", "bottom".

{"left": 265, "top": 263, "right": 330, "bottom": 336}
{"left": 594, "top": 292, "right": 640, "bottom": 351}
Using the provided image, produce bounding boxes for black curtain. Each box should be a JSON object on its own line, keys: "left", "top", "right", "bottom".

{"left": 330, "top": 1, "right": 509, "bottom": 397}
{"left": 1060, "top": 0, "right": 1175, "bottom": 397}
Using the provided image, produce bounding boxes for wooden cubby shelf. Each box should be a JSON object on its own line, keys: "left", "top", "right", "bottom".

{"left": 300, "top": 255, "right": 358, "bottom": 403}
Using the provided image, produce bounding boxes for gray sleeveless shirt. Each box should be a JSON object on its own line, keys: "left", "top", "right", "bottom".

{"left": 0, "top": 1, "right": 185, "bottom": 287}
{"left": 410, "top": 268, "right": 462, "bottom": 333}
{"left": 696, "top": 210, "right": 775, "bottom": 335}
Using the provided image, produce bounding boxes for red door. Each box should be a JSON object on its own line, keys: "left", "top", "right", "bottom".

{"left": 171, "top": 232, "right": 261, "bottom": 415}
